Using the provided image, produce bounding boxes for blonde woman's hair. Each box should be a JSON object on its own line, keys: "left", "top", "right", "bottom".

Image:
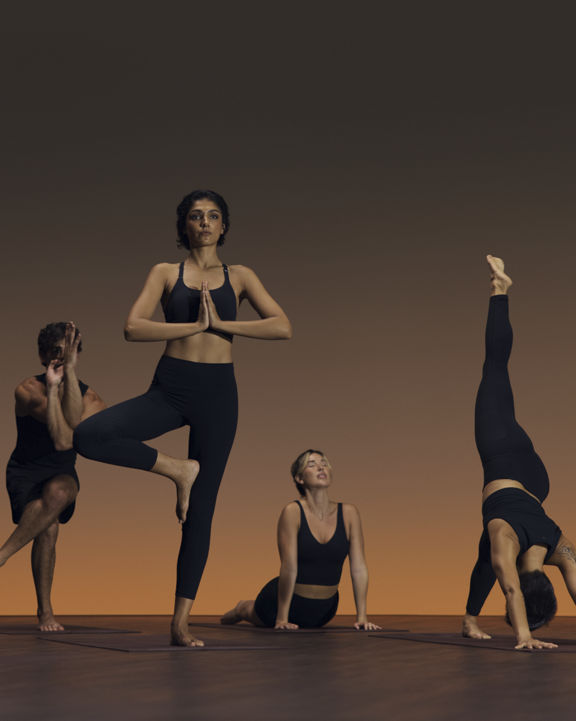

{"left": 290, "top": 449, "right": 330, "bottom": 497}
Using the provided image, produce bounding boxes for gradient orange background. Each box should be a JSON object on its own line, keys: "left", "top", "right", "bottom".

{"left": 2, "top": 16, "right": 576, "bottom": 617}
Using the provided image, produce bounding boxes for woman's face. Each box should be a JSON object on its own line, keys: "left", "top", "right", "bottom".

{"left": 186, "top": 199, "right": 225, "bottom": 247}
{"left": 297, "top": 453, "right": 332, "bottom": 492}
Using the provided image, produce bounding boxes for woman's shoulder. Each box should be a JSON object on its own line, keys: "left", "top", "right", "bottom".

{"left": 341, "top": 503, "right": 361, "bottom": 519}
{"left": 279, "top": 500, "right": 302, "bottom": 520}
{"left": 226, "top": 264, "right": 258, "bottom": 281}
{"left": 144, "top": 262, "right": 180, "bottom": 287}
{"left": 149, "top": 261, "right": 180, "bottom": 275}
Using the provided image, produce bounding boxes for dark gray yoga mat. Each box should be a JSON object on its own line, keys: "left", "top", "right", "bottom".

{"left": 0, "top": 624, "right": 139, "bottom": 635}
{"left": 369, "top": 632, "right": 576, "bottom": 653}
{"left": 40, "top": 634, "right": 284, "bottom": 652}
{"left": 191, "top": 623, "right": 407, "bottom": 634}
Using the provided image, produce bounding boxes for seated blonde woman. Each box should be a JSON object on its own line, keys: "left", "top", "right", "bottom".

{"left": 221, "top": 449, "right": 381, "bottom": 630}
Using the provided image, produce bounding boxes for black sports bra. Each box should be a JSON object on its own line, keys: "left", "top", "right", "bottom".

{"left": 162, "top": 262, "right": 237, "bottom": 342}
{"left": 295, "top": 501, "right": 350, "bottom": 586}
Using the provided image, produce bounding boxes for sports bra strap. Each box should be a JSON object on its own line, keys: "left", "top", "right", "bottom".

{"left": 222, "top": 263, "right": 229, "bottom": 275}
{"left": 178, "top": 262, "right": 185, "bottom": 280}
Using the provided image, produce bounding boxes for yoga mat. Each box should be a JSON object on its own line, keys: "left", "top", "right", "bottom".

{"left": 0, "top": 625, "right": 139, "bottom": 635}
{"left": 369, "top": 632, "right": 576, "bottom": 653}
{"left": 192, "top": 623, "right": 408, "bottom": 634}
{"left": 40, "top": 634, "right": 284, "bottom": 653}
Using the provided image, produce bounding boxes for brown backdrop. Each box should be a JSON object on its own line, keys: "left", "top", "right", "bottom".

{"left": 2, "top": 14, "right": 576, "bottom": 615}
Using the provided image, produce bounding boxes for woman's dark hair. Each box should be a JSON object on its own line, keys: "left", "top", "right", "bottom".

{"left": 505, "top": 570, "right": 557, "bottom": 630}
{"left": 290, "top": 449, "right": 330, "bottom": 498}
{"left": 176, "top": 190, "right": 230, "bottom": 249}
{"left": 37, "top": 322, "right": 82, "bottom": 365}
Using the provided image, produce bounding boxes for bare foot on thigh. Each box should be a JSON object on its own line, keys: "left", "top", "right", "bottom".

{"left": 487, "top": 254, "right": 513, "bottom": 295}
{"left": 173, "top": 460, "right": 200, "bottom": 523}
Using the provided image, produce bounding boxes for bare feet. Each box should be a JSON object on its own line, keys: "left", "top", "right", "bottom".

{"left": 220, "top": 601, "right": 244, "bottom": 625}
{"left": 487, "top": 254, "right": 513, "bottom": 295}
{"left": 173, "top": 460, "right": 200, "bottom": 523}
{"left": 462, "top": 616, "right": 492, "bottom": 640}
{"left": 170, "top": 624, "right": 205, "bottom": 647}
{"left": 38, "top": 613, "right": 65, "bottom": 632}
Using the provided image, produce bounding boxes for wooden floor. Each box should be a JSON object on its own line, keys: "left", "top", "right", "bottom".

{"left": 2, "top": 614, "right": 576, "bottom": 721}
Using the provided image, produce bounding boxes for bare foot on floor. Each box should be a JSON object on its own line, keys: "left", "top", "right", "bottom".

{"left": 220, "top": 602, "right": 244, "bottom": 625}
{"left": 38, "top": 614, "right": 65, "bottom": 632}
{"left": 462, "top": 617, "right": 492, "bottom": 640}
{"left": 173, "top": 460, "right": 200, "bottom": 523}
{"left": 487, "top": 254, "right": 513, "bottom": 295}
{"left": 170, "top": 625, "right": 205, "bottom": 647}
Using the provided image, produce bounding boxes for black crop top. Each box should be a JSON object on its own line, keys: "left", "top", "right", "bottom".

{"left": 162, "top": 263, "right": 237, "bottom": 342}
{"left": 465, "top": 488, "right": 562, "bottom": 616}
{"left": 295, "top": 501, "right": 350, "bottom": 586}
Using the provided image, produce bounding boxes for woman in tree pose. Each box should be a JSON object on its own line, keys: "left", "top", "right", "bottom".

{"left": 75, "top": 190, "right": 291, "bottom": 646}
{"left": 221, "top": 449, "right": 381, "bottom": 631}
{"left": 463, "top": 255, "right": 576, "bottom": 650}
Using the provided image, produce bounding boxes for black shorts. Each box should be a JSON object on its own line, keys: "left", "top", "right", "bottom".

{"left": 254, "top": 577, "right": 339, "bottom": 628}
{"left": 6, "top": 459, "right": 79, "bottom": 525}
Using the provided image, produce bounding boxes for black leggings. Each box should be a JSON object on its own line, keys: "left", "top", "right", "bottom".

{"left": 74, "top": 355, "right": 238, "bottom": 599}
{"left": 253, "top": 577, "right": 339, "bottom": 628}
{"left": 474, "top": 295, "right": 549, "bottom": 502}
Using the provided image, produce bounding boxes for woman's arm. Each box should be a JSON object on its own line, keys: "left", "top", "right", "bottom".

{"left": 490, "top": 527, "right": 557, "bottom": 650}
{"left": 275, "top": 503, "right": 300, "bottom": 630}
{"left": 346, "top": 505, "right": 381, "bottom": 630}
{"left": 124, "top": 264, "right": 209, "bottom": 342}
{"left": 205, "top": 266, "right": 292, "bottom": 340}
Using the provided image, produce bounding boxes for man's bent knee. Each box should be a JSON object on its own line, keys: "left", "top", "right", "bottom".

{"left": 43, "top": 476, "right": 77, "bottom": 511}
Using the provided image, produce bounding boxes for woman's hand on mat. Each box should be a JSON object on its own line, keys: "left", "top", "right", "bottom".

{"left": 354, "top": 620, "right": 382, "bottom": 631}
{"left": 46, "top": 359, "right": 64, "bottom": 388}
{"left": 197, "top": 283, "right": 210, "bottom": 331}
{"left": 274, "top": 620, "right": 299, "bottom": 630}
{"left": 202, "top": 282, "right": 222, "bottom": 330}
{"left": 515, "top": 637, "right": 558, "bottom": 651}
{"left": 461, "top": 615, "right": 492, "bottom": 640}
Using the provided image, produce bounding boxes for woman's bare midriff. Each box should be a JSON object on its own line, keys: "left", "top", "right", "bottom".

{"left": 165, "top": 334, "right": 233, "bottom": 364}
{"left": 482, "top": 479, "right": 541, "bottom": 504}
{"left": 294, "top": 583, "right": 338, "bottom": 599}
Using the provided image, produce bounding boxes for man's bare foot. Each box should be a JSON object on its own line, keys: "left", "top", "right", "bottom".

{"left": 220, "top": 601, "right": 245, "bottom": 625}
{"left": 487, "top": 254, "right": 513, "bottom": 295}
{"left": 462, "top": 616, "right": 492, "bottom": 640}
{"left": 173, "top": 460, "right": 200, "bottom": 523}
{"left": 38, "top": 613, "right": 65, "bottom": 632}
{"left": 170, "top": 624, "right": 205, "bottom": 647}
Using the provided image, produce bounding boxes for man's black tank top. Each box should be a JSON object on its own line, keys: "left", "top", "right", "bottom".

{"left": 162, "top": 263, "right": 237, "bottom": 342}
{"left": 295, "top": 501, "right": 350, "bottom": 586}
{"left": 9, "top": 374, "right": 89, "bottom": 468}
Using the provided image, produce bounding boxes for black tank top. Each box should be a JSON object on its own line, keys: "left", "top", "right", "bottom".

{"left": 482, "top": 488, "right": 562, "bottom": 560}
{"left": 295, "top": 501, "right": 350, "bottom": 586}
{"left": 162, "top": 263, "right": 237, "bottom": 343}
{"left": 9, "top": 374, "right": 89, "bottom": 467}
